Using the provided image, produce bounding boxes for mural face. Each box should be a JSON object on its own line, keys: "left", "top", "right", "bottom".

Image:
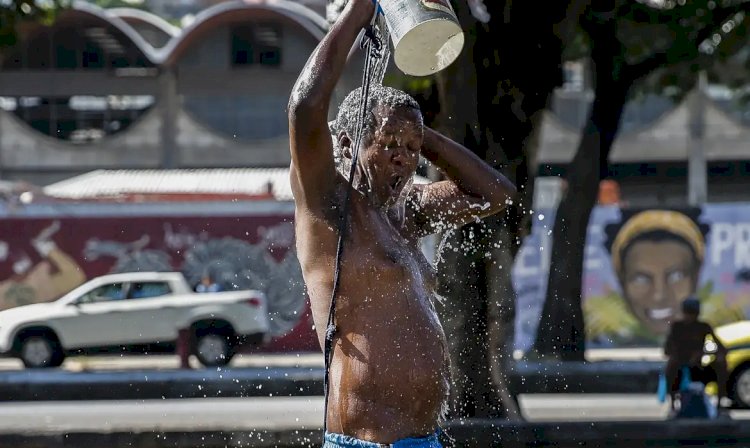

{"left": 608, "top": 210, "right": 706, "bottom": 336}
{"left": 619, "top": 240, "right": 696, "bottom": 333}
{"left": 0, "top": 213, "right": 315, "bottom": 352}
{"left": 514, "top": 205, "right": 750, "bottom": 351}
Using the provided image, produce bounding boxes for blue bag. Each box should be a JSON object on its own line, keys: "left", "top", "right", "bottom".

{"left": 657, "top": 372, "right": 667, "bottom": 403}
{"left": 676, "top": 382, "right": 714, "bottom": 419}
{"left": 680, "top": 366, "right": 692, "bottom": 391}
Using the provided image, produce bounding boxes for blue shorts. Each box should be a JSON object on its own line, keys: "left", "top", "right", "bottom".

{"left": 323, "top": 431, "right": 442, "bottom": 447}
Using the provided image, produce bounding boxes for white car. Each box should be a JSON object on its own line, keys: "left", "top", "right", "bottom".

{"left": 0, "top": 272, "right": 269, "bottom": 368}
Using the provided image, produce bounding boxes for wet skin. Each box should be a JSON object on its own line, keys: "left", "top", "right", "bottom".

{"left": 287, "top": 0, "right": 516, "bottom": 442}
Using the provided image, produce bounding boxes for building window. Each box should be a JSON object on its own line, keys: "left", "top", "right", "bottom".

{"left": 1, "top": 95, "right": 155, "bottom": 144}
{"left": 232, "top": 26, "right": 254, "bottom": 65}
{"left": 231, "top": 24, "right": 282, "bottom": 67}
{"left": 1, "top": 24, "right": 149, "bottom": 71}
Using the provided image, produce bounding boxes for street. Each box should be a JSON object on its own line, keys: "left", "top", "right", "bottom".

{"left": 0, "top": 395, "right": 748, "bottom": 434}
{"left": 1, "top": 350, "right": 745, "bottom": 436}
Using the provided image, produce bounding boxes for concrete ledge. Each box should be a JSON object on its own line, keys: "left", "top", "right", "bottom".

{"left": 510, "top": 360, "right": 663, "bottom": 393}
{"left": 0, "top": 367, "right": 324, "bottom": 401}
{"left": 443, "top": 418, "right": 750, "bottom": 447}
{"left": 2, "top": 419, "right": 749, "bottom": 448}
{"left": 0, "top": 360, "right": 664, "bottom": 401}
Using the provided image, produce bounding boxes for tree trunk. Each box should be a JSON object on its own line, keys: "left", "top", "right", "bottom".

{"left": 434, "top": 0, "right": 515, "bottom": 419}
{"left": 435, "top": 0, "right": 565, "bottom": 420}
{"left": 533, "top": 21, "right": 631, "bottom": 361}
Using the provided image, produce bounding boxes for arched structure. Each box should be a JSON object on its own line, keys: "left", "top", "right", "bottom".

{"left": 0, "top": 0, "right": 359, "bottom": 185}
{"left": 109, "top": 8, "right": 180, "bottom": 49}
{"left": 0, "top": 3, "right": 159, "bottom": 147}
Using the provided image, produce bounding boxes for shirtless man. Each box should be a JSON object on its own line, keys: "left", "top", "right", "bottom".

{"left": 288, "top": 0, "right": 516, "bottom": 445}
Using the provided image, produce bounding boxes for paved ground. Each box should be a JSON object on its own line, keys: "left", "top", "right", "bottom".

{"left": 0, "top": 395, "right": 746, "bottom": 434}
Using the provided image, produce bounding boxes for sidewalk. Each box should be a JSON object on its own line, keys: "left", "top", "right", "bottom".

{"left": 0, "top": 396, "right": 746, "bottom": 448}
{"left": 0, "top": 395, "right": 681, "bottom": 433}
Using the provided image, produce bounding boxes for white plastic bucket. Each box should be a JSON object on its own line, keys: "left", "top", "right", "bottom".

{"left": 378, "top": 0, "right": 464, "bottom": 77}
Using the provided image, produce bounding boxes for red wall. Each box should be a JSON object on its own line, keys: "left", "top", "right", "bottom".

{"left": 0, "top": 212, "right": 318, "bottom": 353}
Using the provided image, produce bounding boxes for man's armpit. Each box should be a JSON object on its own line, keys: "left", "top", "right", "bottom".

{"left": 298, "top": 182, "right": 350, "bottom": 229}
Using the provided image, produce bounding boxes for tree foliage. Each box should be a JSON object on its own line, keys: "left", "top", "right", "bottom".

{"left": 0, "top": 0, "right": 68, "bottom": 49}
{"left": 86, "top": 0, "right": 150, "bottom": 11}
{"left": 535, "top": 0, "right": 750, "bottom": 360}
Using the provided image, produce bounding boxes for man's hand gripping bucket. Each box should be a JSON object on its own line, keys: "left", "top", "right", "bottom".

{"left": 376, "top": 0, "right": 464, "bottom": 76}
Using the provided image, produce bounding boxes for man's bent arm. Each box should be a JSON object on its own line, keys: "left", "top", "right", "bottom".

{"left": 408, "top": 127, "right": 517, "bottom": 235}
{"left": 287, "top": 0, "right": 374, "bottom": 208}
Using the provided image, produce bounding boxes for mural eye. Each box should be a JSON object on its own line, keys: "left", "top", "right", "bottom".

{"left": 667, "top": 270, "right": 686, "bottom": 284}
{"left": 630, "top": 273, "right": 652, "bottom": 286}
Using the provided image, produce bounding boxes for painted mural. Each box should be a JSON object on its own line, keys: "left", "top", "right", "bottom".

{"left": 0, "top": 212, "right": 315, "bottom": 352}
{"left": 7, "top": 202, "right": 750, "bottom": 354}
{"left": 514, "top": 204, "right": 750, "bottom": 351}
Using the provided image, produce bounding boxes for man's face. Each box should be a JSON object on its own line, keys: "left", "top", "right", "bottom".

{"left": 357, "top": 105, "right": 423, "bottom": 208}
{"left": 620, "top": 240, "right": 698, "bottom": 335}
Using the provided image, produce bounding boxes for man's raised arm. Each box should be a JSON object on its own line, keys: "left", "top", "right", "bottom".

{"left": 407, "top": 127, "right": 517, "bottom": 236}
{"left": 287, "top": 0, "right": 374, "bottom": 209}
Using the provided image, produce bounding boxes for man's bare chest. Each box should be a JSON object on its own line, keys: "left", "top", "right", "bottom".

{"left": 345, "top": 213, "right": 436, "bottom": 293}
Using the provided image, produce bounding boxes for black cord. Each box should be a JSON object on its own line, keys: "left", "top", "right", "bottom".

{"left": 322, "top": 22, "right": 384, "bottom": 433}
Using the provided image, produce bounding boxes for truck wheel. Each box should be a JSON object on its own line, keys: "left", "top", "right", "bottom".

{"left": 731, "top": 365, "right": 750, "bottom": 409}
{"left": 19, "top": 334, "right": 64, "bottom": 368}
{"left": 193, "top": 330, "right": 234, "bottom": 367}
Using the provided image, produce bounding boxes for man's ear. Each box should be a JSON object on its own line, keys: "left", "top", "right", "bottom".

{"left": 338, "top": 131, "right": 352, "bottom": 159}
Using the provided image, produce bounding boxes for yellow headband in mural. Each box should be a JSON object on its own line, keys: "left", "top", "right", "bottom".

{"left": 611, "top": 210, "right": 705, "bottom": 274}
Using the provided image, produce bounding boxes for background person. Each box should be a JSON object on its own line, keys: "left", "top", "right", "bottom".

{"left": 664, "top": 297, "right": 728, "bottom": 412}
{"left": 195, "top": 273, "right": 222, "bottom": 293}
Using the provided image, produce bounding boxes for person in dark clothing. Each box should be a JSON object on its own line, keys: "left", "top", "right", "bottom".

{"left": 664, "top": 297, "right": 728, "bottom": 411}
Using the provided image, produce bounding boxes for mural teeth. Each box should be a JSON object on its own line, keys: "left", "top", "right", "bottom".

{"left": 647, "top": 308, "right": 673, "bottom": 320}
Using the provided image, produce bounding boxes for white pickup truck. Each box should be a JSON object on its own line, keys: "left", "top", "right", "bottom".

{"left": 0, "top": 272, "right": 269, "bottom": 368}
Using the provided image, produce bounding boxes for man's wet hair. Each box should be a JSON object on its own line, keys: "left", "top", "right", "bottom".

{"left": 330, "top": 85, "right": 421, "bottom": 173}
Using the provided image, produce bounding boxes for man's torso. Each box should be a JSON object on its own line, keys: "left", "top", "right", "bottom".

{"left": 294, "top": 182, "right": 448, "bottom": 442}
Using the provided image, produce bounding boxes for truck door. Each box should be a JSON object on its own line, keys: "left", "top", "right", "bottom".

{"left": 54, "top": 282, "right": 132, "bottom": 350}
